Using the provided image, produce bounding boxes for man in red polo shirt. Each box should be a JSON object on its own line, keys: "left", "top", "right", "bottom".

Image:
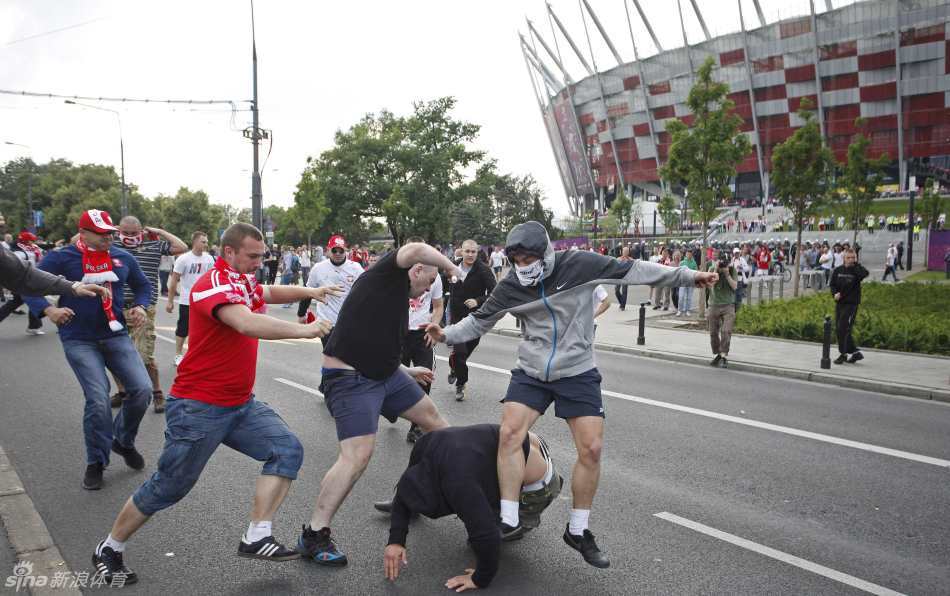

{"left": 90, "top": 223, "right": 338, "bottom": 586}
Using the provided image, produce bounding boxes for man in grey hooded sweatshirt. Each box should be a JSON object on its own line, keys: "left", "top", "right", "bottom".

{"left": 426, "top": 221, "right": 717, "bottom": 569}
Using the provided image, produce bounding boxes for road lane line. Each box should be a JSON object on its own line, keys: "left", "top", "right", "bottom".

{"left": 156, "top": 334, "right": 175, "bottom": 344}
{"left": 274, "top": 377, "right": 323, "bottom": 397}
{"left": 654, "top": 512, "right": 905, "bottom": 596}
{"left": 435, "top": 355, "right": 950, "bottom": 468}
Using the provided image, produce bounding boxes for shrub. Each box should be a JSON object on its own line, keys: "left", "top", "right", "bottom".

{"left": 734, "top": 282, "right": 950, "bottom": 355}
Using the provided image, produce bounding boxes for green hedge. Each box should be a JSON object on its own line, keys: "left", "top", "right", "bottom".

{"left": 734, "top": 282, "right": 950, "bottom": 355}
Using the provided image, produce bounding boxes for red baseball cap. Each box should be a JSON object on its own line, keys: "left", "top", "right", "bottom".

{"left": 78, "top": 209, "right": 118, "bottom": 234}
{"left": 17, "top": 230, "right": 37, "bottom": 243}
{"left": 327, "top": 235, "right": 347, "bottom": 250}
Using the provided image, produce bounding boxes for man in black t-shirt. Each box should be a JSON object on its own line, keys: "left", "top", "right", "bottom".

{"left": 297, "top": 242, "right": 461, "bottom": 567}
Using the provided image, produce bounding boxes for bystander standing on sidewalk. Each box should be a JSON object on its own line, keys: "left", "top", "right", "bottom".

{"left": 158, "top": 254, "right": 175, "bottom": 296}
{"left": 830, "top": 248, "right": 869, "bottom": 364}
{"left": 677, "top": 250, "right": 697, "bottom": 317}
{"left": 614, "top": 246, "right": 632, "bottom": 311}
{"left": 707, "top": 251, "right": 738, "bottom": 368}
{"left": 882, "top": 244, "right": 899, "bottom": 282}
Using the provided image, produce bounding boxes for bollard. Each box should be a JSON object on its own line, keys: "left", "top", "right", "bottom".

{"left": 779, "top": 274, "right": 784, "bottom": 299}
{"left": 768, "top": 279, "right": 774, "bottom": 301}
{"left": 820, "top": 315, "right": 832, "bottom": 369}
{"left": 637, "top": 302, "right": 649, "bottom": 345}
{"left": 757, "top": 279, "right": 763, "bottom": 304}
{"left": 746, "top": 280, "right": 752, "bottom": 306}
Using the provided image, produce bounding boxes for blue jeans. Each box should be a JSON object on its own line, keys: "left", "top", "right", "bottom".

{"left": 678, "top": 286, "right": 693, "bottom": 313}
{"left": 62, "top": 335, "right": 152, "bottom": 466}
{"left": 133, "top": 396, "right": 303, "bottom": 516}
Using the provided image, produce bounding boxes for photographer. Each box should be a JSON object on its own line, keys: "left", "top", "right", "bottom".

{"left": 706, "top": 251, "right": 738, "bottom": 368}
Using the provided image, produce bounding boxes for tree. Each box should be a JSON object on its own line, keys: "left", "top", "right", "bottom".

{"left": 841, "top": 118, "right": 888, "bottom": 246}
{"left": 609, "top": 187, "right": 632, "bottom": 237}
{"left": 917, "top": 178, "right": 947, "bottom": 267}
{"left": 657, "top": 194, "right": 680, "bottom": 234}
{"left": 660, "top": 57, "right": 751, "bottom": 318}
{"left": 771, "top": 98, "right": 836, "bottom": 296}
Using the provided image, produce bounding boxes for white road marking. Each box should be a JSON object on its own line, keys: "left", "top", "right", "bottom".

{"left": 654, "top": 512, "right": 905, "bottom": 596}
{"left": 436, "top": 355, "right": 950, "bottom": 468}
{"left": 156, "top": 334, "right": 175, "bottom": 345}
{"left": 274, "top": 377, "right": 323, "bottom": 397}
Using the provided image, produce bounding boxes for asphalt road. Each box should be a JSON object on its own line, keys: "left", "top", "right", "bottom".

{"left": 0, "top": 304, "right": 948, "bottom": 595}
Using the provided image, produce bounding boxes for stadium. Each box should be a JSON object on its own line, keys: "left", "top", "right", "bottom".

{"left": 522, "top": 0, "right": 950, "bottom": 217}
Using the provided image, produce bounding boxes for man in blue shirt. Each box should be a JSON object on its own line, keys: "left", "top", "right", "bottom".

{"left": 25, "top": 210, "right": 154, "bottom": 491}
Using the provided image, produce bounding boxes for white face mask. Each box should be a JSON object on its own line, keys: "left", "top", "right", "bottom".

{"left": 515, "top": 259, "right": 544, "bottom": 286}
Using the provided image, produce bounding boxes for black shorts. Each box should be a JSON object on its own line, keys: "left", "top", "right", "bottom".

{"left": 320, "top": 368, "right": 425, "bottom": 441}
{"left": 503, "top": 368, "right": 604, "bottom": 419}
{"left": 175, "top": 304, "right": 190, "bottom": 338}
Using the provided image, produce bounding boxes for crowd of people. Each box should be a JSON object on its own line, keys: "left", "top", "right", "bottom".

{"left": 0, "top": 204, "right": 888, "bottom": 590}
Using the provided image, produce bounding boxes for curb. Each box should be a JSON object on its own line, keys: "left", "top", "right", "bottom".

{"left": 0, "top": 447, "right": 81, "bottom": 596}
{"left": 489, "top": 328, "right": 950, "bottom": 403}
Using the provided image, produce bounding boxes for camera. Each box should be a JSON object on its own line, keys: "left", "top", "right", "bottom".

{"left": 717, "top": 251, "right": 730, "bottom": 269}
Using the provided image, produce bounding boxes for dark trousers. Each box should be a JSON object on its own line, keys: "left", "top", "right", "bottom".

{"left": 449, "top": 336, "right": 480, "bottom": 388}
{"left": 835, "top": 302, "right": 859, "bottom": 355}
{"left": 0, "top": 295, "right": 42, "bottom": 329}
{"left": 401, "top": 330, "right": 433, "bottom": 395}
{"left": 159, "top": 270, "right": 170, "bottom": 295}
{"left": 882, "top": 265, "right": 899, "bottom": 282}
{"left": 614, "top": 284, "right": 628, "bottom": 309}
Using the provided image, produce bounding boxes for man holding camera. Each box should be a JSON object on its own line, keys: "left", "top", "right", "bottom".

{"left": 707, "top": 251, "right": 738, "bottom": 368}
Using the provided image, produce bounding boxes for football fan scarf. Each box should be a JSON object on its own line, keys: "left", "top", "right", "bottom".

{"left": 76, "top": 238, "right": 123, "bottom": 331}
{"left": 214, "top": 257, "right": 265, "bottom": 311}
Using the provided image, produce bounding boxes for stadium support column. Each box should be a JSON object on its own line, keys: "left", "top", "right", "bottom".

{"left": 808, "top": 0, "right": 827, "bottom": 141}
{"left": 630, "top": 0, "right": 662, "bottom": 52}
{"left": 751, "top": 0, "right": 767, "bottom": 27}
{"left": 738, "top": 0, "right": 768, "bottom": 201}
{"left": 623, "top": 0, "right": 663, "bottom": 194}
{"left": 579, "top": 0, "right": 626, "bottom": 204}
{"left": 676, "top": 0, "right": 695, "bottom": 76}
{"left": 893, "top": 0, "right": 906, "bottom": 191}
{"left": 687, "top": 0, "right": 711, "bottom": 41}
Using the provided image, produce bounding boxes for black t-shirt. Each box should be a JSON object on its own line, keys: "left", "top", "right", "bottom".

{"left": 322, "top": 250, "right": 409, "bottom": 380}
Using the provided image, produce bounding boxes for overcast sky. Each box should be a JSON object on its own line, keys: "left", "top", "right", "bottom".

{"left": 1, "top": 0, "right": 841, "bottom": 218}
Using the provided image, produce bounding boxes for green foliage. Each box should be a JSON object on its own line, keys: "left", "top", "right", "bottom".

{"left": 609, "top": 187, "right": 632, "bottom": 236}
{"left": 841, "top": 118, "right": 888, "bottom": 244}
{"left": 917, "top": 179, "right": 946, "bottom": 230}
{"left": 770, "top": 97, "right": 837, "bottom": 296}
{"left": 734, "top": 283, "right": 950, "bottom": 355}
{"left": 657, "top": 194, "right": 680, "bottom": 233}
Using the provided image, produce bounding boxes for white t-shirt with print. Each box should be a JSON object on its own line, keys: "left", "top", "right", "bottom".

{"left": 592, "top": 285, "right": 608, "bottom": 317}
{"left": 490, "top": 250, "right": 505, "bottom": 268}
{"left": 305, "top": 258, "right": 365, "bottom": 325}
{"left": 174, "top": 251, "right": 215, "bottom": 305}
{"left": 408, "top": 275, "right": 443, "bottom": 330}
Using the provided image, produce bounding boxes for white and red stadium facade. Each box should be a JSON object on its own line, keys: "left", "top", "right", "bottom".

{"left": 524, "top": 0, "right": 950, "bottom": 215}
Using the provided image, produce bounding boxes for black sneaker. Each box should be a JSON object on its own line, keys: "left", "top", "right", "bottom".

{"left": 83, "top": 463, "right": 104, "bottom": 490}
{"left": 455, "top": 385, "right": 466, "bottom": 402}
{"left": 720, "top": 357, "right": 728, "bottom": 369}
{"left": 237, "top": 534, "right": 300, "bottom": 561}
{"left": 111, "top": 440, "right": 145, "bottom": 470}
{"left": 374, "top": 499, "right": 393, "bottom": 513}
{"left": 406, "top": 423, "right": 424, "bottom": 443}
{"left": 110, "top": 392, "right": 125, "bottom": 408}
{"left": 92, "top": 542, "right": 138, "bottom": 585}
{"left": 848, "top": 352, "right": 864, "bottom": 363}
{"left": 500, "top": 521, "right": 529, "bottom": 542}
{"left": 562, "top": 524, "right": 610, "bottom": 568}
{"left": 709, "top": 355, "right": 722, "bottom": 367}
{"left": 297, "top": 525, "right": 347, "bottom": 566}
{"left": 447, "top": 371, "right": 457, "bottom": 385}
{"left": 833, "top": 354, "right": 848, "bottom": 365}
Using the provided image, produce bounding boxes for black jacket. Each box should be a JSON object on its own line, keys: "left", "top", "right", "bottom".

{"left": 448, "top": 258, "right": 496, "bottom": 324}
{"left": 0, "top": 244, "right": 74, "bottom": 296}
{"left": 829, "top": 264, "right": 869, "bottom": 305}
{"left": 388, "top": 424, "right": 529, "bottom": 589}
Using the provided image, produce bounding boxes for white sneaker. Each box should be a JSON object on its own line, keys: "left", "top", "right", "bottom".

{"left": 174, "top": 354, "right": 184, "bottom": 366}
{"left": 26, "top": 329, "right": 45, "bottom": 335}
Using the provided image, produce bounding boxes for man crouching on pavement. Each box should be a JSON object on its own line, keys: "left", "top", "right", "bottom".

{"left": 377, "top": 424, "right": 561, "bottom": 591}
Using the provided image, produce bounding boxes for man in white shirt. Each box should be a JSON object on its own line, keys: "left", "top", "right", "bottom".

{"left": 490, "top": 246, "right": 506, "bottom": 281}
{"left": 166, "top": 232, "right": 215, "bottom": 366}
{"left": 592, "top": 285, "right": 609, "bottom": 338}
{"left": 297, "top": 235, "right": 365, "bottom": 329}
{"left": 403, "top": 237, "right": 445, "bottom": 443}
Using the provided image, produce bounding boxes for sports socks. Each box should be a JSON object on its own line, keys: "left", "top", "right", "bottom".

{"left": 245, "top": 520, "right": 272, "bottom": 543}
{"left": 500, "top": 499, "right": 519, "bottom": 527}
{"left": 100, "top": 534, "right": 126, "bottom": 553}
{"left": 569, "top": 509, "right": 590, "bottom": 536}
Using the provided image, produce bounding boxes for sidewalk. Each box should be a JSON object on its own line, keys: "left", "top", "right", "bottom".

{"left": 487, "top": 288, "right": 950, "bottom": 402}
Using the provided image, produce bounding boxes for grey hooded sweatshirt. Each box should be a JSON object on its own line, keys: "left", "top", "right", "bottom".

{"left": 444, "top": 222, "right": 698, "bottom": 382}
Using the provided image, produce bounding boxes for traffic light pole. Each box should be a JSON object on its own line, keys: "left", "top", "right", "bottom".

{"left": 250, "top": 0, "right": 263, "bottom": 232}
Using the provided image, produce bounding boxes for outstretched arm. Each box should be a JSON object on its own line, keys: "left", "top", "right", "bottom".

{"left": 396, "top": 242, "right": 460, "bottom": 276}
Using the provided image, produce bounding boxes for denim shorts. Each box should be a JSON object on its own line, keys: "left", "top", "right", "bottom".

{"left": 132, "top": 395, "right": 303, "bottom": 516}
{"left": 320, "top": 368, "right": 425, "bottom": 441}
{"left": 503, "top": 368, "right": 604, "bottom": 419}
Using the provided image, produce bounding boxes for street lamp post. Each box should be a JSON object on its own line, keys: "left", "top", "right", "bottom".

{"left": 64, "top": 100, "right": 128, "bottom": 216}
{"left": 3, "top": 141, "right": 34, "bottom": 231}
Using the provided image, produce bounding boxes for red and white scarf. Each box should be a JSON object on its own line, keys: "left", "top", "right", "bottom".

{"left": 214, "top": 257, "right": 265, "bottom": 312}
{"left": 16, "top": 242, "right": 42, "bottom": 264}
{"left": 76, "top": 238, "right": 124, "bottom": 331}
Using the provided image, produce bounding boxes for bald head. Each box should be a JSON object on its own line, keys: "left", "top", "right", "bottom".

{"left": 409, "top": 263, "right": 438, "bottom": 298}
{"left": 118, "top": 215, "right": 142, "bottom": 235}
